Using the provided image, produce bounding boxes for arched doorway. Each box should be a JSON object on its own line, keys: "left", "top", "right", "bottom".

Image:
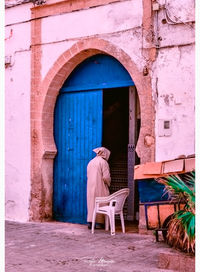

{"left": 53, "top": 54, "right": 140, "bottom": 224}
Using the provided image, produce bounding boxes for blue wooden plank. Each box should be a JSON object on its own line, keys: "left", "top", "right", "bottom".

{"left": 61, "top": 81, "right": 134, "bottom": 92}
{"left": 53, "top": 90, "right": 102, "bottom": 223}
{"left": 61, "top": 54, "right": 134, "bottom": 92}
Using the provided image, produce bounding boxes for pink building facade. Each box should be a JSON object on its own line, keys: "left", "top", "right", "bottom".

{"left": 5, "top": 0, "right": 195, "bottom": 229}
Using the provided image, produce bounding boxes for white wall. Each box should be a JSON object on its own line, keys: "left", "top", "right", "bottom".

{"left": 41, "top": 0, "right": 143, "bottom": 79}
{"left": 152, "top": 0, "right": 195, "bottom": 161}
{"left": 5, "top": 3, "right": 32, "bottom": 221}
{"left": 153, "top": 45, "right": 195, "bottom": 161}
{"left": 41, "top": 0, "right": 195, "bottom": 162}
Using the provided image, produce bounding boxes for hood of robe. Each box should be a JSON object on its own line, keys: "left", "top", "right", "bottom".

{"left": 93, "top": 147, "right": 111, "bottom": 161}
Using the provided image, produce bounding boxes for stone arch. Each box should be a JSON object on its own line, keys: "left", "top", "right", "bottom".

{"left": 30, "top": 38, "right": 155, "bottom": 221}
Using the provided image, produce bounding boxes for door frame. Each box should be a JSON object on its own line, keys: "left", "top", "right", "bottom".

{"left": 30, "top": 39, "right": 155, "bottom": 221}
{"left": 127, "top": 86, "right": 137, "bottom": 221}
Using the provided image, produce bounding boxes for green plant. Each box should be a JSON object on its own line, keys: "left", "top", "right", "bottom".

{"left": 157, "top": 171, "right": 195, "bottom": 254}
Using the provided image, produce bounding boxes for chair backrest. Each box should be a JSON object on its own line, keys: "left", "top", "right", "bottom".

{"left": 110, "top": 188, "right": 130, "bottom": 213}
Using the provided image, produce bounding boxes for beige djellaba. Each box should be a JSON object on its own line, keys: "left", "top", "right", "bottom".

{"left": 87, "top": 147, "right": 111, "bottom": 223}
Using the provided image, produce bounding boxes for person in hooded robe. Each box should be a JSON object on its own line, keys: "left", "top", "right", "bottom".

{"left": 87, "top": 147, "right": 111, "bottom": 229}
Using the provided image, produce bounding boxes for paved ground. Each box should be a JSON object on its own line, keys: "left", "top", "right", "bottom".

{"left": 5, "top": 220, "right": 178, "bottom": 272}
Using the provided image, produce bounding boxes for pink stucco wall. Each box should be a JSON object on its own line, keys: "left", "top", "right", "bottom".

{"left": 40, "top": 0, "right": 195, "bottom": 162}
{"left": 5, "top": 0, "right": 195, "bottom": 221}
{"left": 153, "top": 0, "right": 195, "bottom": 161}
{"left": 5, "top": 3, "right": 32, "bottom": 221}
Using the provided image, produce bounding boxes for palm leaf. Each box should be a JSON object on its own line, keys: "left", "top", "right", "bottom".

{"left": 157, "top": 172, "right": 195, "bottom": 207}
{"left": 157, "top": 171, "right": 195, "bottom": 253}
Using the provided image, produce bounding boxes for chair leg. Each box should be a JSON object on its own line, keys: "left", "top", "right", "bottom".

{"left": 91, "top": 210, "right": 96, "bottom": 234}
{"left": 120, "top": 212, "right": 125, "bottom": 233}
{"left": 110, "top": 209, "right": 115, "bottom": 236}
{"left": 109, "top": 216, "right": 114, "bottom": 235}
{"left": 105, "top": 215, "right": 109, "bottom": 231}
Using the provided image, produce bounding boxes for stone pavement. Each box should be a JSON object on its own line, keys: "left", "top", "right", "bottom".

{"left": 5, "top": 220, "right": 179, "bottom": 272}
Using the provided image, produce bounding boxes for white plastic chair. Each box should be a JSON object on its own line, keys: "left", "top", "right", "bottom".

{"left": 91, "top": 188, "right": 130, "bottom": 236}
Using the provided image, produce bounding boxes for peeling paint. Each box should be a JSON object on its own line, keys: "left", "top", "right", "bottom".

{"left": 144, "top": 135, "right": 155, "bottom": 147}
{"left": 6, "top": 200, "right": 16, "bottom": 207}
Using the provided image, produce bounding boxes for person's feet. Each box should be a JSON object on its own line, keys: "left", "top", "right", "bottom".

{"left": 87, "top": 222, "right": 105, "bottom": 229}
{"left": 95, "top": 223, "right": 105, "bottom": 229}
{"left": 88, "top": 222, "right": 92, "bottom": 229}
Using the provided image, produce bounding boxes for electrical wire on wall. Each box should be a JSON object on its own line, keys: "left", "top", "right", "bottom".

{"left": 164, "top": 0, "right": 195, "bottom": 29}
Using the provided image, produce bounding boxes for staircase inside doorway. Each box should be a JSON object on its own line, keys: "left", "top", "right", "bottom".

{"left": 109, "top": 152, "right": 128, "bottom": 220}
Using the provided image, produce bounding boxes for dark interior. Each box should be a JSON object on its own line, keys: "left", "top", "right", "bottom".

{"left": 102, "top": 87, "right": 129, "bottom": 161}
{"left": 102, "top": 87, "right": 139, "bottom": 224}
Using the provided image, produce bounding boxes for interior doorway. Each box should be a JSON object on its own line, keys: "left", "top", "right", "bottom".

{"left": 102, "top": 87, "right": 140, "bottom": 225}
{"left": 103, "top": 87, "right": 128, "bottom": 161}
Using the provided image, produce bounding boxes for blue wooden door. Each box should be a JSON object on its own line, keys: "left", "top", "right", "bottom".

{"left": 53, "top": 90, "right": 103, "bottom": 223}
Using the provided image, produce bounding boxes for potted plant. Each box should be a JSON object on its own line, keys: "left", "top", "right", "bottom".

{"left": 157, "top": 171, "right": 195, "bottom": 254}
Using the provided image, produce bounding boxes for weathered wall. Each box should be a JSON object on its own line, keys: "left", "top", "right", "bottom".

{"left": 39, "top": 0, "right": 195, "bottom": 164}
{"left": 5, "top": 0, "right": 195, "bottom": 222}
{"left": 29, "top": 0, "right": 155, "bottom": 221}
{"left": 5, "top": 3, "right": 32, "bottom": 221}
{"left": 151, "top": 0, "right": 195, "bottom": 161}
{"left": 5, "top": 0, "right": 148, "bottom": 222}
{"left": 153, "top": 45, "right": 195, "bottom": 161}
{"left": 40, "top": 0, "right": 143, "bottom": 80}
